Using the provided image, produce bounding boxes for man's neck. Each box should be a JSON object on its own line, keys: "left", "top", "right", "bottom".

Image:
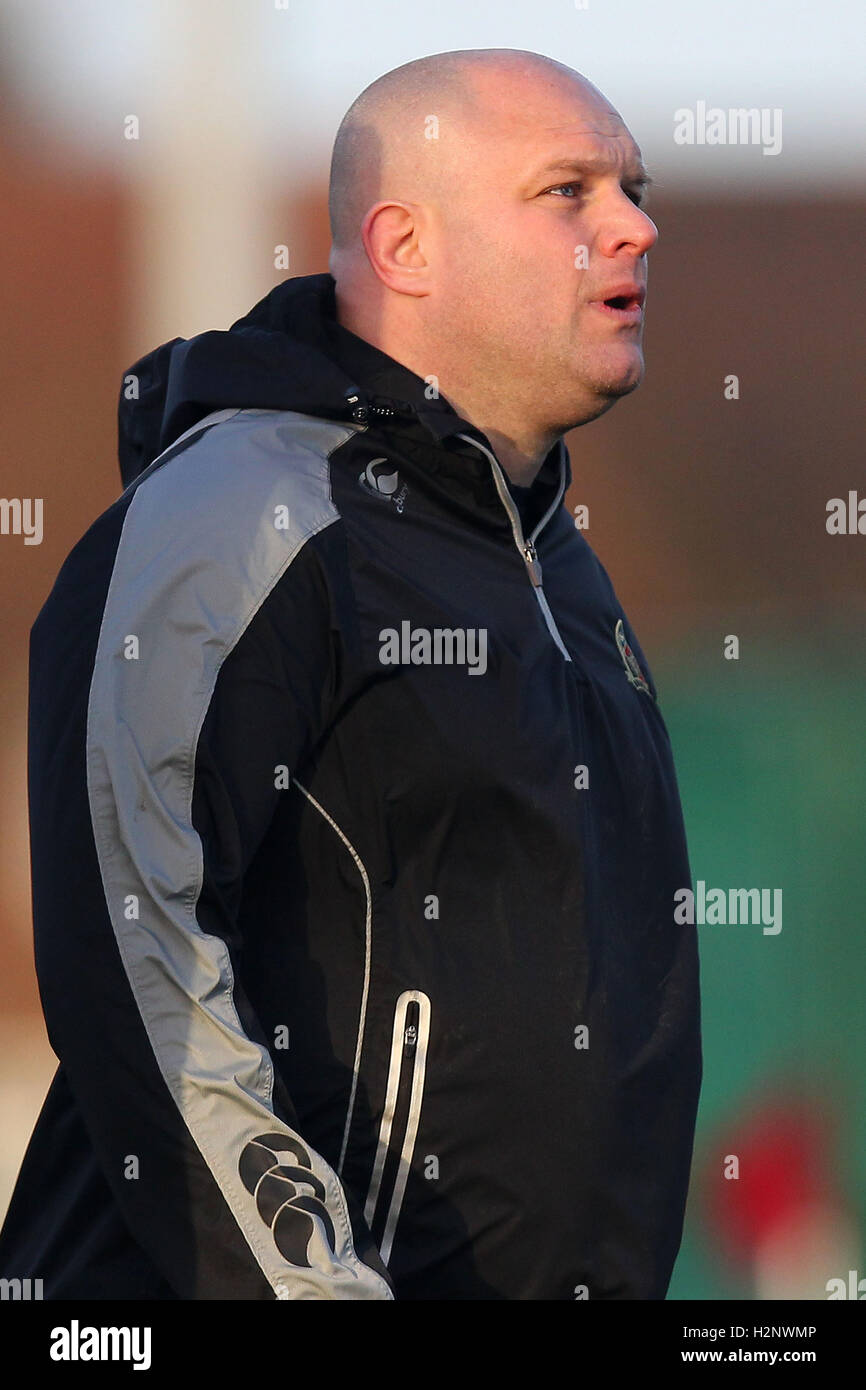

{"left": 332, "top": 289, "right": 559, "bottom": 487}
{"left": 450, "top": 413, "right": 559, "bottom": 487}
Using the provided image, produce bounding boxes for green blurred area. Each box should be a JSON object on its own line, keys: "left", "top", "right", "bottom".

{"left": 658, "top": 634, "right": 866, "bottom": 1299}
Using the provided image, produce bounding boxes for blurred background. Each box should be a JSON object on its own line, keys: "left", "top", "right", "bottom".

{"left": 1, "top": 0, "right": 863, "bottom": 1299}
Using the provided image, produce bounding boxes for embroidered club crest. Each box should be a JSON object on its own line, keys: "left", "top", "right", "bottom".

{"left": 614, "top": 619, "right": 652, "bottom": 696}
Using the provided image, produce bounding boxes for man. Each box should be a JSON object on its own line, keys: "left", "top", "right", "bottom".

{"left": 0, "top": 48, "right": 701, "bottom": 1300}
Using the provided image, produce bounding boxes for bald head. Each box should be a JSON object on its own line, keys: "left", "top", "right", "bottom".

{"left": 329, "top": 52, "right": 467, "bottom": 256}
{"left": 327, "top": 49, "right": 609, "bottom": 262}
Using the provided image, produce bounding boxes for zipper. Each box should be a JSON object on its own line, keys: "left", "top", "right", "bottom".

{"left": 454, "top": 432, "right": 572, "bottom": 663}
{"left": 364, "top": 989, "right": 431, "bottom": 1265}
{"left": 345, "top": 389, "right": 572, "bottom": 663}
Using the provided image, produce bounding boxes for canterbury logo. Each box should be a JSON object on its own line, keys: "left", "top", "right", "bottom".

{"left": 239, "top": 1132, "right": 336, "bottom": 1268}
{"left": 358, "top": 457, "right": 408, "bottom": 512}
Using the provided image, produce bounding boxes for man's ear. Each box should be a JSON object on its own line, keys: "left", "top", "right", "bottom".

{"left": 360, "top": 201, "right": 432, "bottom": 297}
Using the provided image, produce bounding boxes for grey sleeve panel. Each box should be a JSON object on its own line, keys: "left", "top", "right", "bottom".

{"left": 86, "top": 409, "right": 393, "bottom": 1301}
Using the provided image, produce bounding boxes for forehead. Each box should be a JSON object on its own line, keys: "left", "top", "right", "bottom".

{"left": 461, "top": 73, "right": 643, "bottom": 178}
{"left": 523, "top": 129, "right": 647, "bottom": 183}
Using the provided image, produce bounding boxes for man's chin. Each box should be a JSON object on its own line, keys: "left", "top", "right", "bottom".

{"left": 567, "top": 361, "right": 643, "bottom": 426}
{"left": 551, "top": 351, "right": 646, "bottom": 429}
{"left": 591, "top": 352, "right": 645, "bottom": 402}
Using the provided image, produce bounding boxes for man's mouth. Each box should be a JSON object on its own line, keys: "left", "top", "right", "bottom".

{"left": 591, "top": 285, "right": 646, "bottom": 324}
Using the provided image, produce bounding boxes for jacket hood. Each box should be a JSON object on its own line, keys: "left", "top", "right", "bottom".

{"left": 118, "top": 274, "right": 397, "bottom": 487}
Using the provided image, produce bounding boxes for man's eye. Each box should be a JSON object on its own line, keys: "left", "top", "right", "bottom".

{"left": 546, "top": 182, "right": 582, "bottom": 198}
{"left": 544, "top": 182, "right": 646, "bottom": 208}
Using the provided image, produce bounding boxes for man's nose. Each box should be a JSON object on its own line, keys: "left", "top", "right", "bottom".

{"left": 598, "top": 198, "right": 658, "bottom": 258}
{"left": 635, "top": 209, "right": 659, "bottom": 254}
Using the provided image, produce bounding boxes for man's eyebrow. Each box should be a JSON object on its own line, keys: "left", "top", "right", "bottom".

{"left": 530, "top": 156, "right": 653, "bottom": 188}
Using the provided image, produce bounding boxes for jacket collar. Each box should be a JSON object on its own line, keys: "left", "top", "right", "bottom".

{"left": 118, "top": 272, "right": 570, "bottom": 507}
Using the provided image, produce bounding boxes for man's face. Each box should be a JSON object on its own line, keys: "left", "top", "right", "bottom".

{"left": 432, "top": 74, "right": 658, "bottom": 430}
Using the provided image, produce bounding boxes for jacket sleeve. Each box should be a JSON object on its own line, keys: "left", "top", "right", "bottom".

{"left": 30, "top": 420, "right": 394, "bottom": 1300}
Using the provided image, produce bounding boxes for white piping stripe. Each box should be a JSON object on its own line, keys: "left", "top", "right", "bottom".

{"left": 291, "top": 779, "right": 373, "bottom": 1179}
{"left": 380, "top": 990, "right": 431, "bottom": 1265}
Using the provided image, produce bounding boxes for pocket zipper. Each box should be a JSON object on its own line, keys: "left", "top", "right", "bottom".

{"left": 364, "top": 989, "right": 432, "bottom": 1265}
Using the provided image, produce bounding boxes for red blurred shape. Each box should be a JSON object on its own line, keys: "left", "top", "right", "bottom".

{"left": 703, "top": 1091, "right": 838, "bottom": 1264}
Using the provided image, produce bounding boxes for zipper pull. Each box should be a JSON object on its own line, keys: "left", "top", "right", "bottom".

{"left": 523, "top": 540, "right": 543, "bottom": 587}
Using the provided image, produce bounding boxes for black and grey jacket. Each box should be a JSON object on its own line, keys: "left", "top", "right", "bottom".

{"left": 0, "top": 272, "right": 701, "bottom": 1300}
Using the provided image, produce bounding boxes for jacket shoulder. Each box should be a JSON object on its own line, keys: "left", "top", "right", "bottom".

{"left": 134, "top": 407, "right": 356, "bottom": 534}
